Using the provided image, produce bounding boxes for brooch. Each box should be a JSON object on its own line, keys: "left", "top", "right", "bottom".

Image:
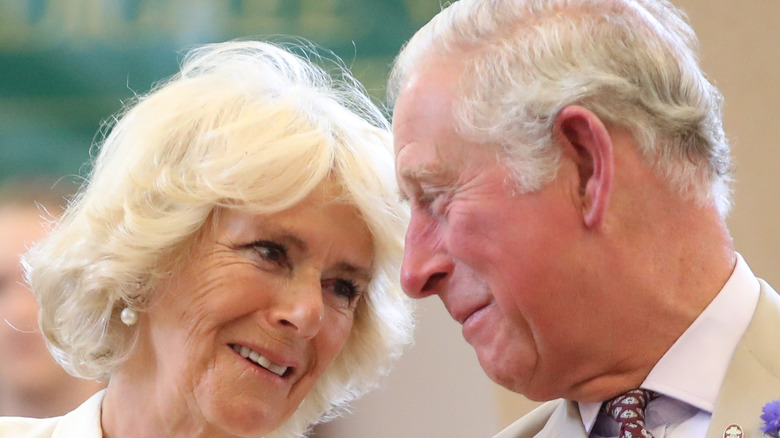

{"left": 761, "top": 400, "right": 780, "bottom": 437}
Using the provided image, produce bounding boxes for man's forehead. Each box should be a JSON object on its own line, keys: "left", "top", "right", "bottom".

{"left": 392, "top": 76, "right": 442, "bottom": 140}
{"left": 393, "top": 59, "right": 463, "bottom": 125}
{"left": 394, "top": 82, "right": 461, "bottom": 158}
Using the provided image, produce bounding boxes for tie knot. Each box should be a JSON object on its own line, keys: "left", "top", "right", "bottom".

{"left": 602, "top": 389, "right": 658, "bottom": 438}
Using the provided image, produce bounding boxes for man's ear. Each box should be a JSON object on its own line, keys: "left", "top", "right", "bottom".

{"left": 553, "top": 105, "right": 614, "bottom": 229}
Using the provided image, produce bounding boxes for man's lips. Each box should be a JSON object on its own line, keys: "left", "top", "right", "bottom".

{"left": 459, "top": 302, "right": 495, "bottom": 344}
{"left": 451, "top": 302, "right": 491, "bottom": 325}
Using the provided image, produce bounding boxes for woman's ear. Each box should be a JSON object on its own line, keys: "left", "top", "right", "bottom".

{"left": 553, "top": 105, "right": 614, "bottom": 229}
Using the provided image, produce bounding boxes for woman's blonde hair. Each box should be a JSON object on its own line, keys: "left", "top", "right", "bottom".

{"left": 24, "top": 39, "right": 412, "bottom": 437}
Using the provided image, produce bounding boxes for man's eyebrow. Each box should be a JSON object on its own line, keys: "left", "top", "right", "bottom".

{"left": 397, "top": 163, "right": 458, "bottom": 203}
{"left": 397, "top": 187, "right": 410, "bottom": 203}
{"left": 398, "top": 163, "right": 455, "bottom": 185}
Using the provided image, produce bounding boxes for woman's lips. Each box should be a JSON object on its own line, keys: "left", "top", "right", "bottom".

{"left": 230, "top": 343, "right": 290, "bottom": 377}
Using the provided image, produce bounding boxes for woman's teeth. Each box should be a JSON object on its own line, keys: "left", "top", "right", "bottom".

{"left": 231, "top": 344, "right": 288, "bottom": 376}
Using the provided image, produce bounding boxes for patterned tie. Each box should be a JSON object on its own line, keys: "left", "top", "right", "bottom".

{"left": 602, "top": 389, "right": 657, "bottom": 438}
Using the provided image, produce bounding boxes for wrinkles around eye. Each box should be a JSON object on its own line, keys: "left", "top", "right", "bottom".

{"left": 418, "top": 190, "right": 451, "bottom": 217}
{"left": 247, "top": 240, "right": 291, "bottom": 271}
{"left": 321, "top": 278, "right": 363, "bottom": 306}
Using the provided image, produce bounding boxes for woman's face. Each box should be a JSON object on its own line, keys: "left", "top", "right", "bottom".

{"left": 122, "top": 183, "right": 374, "bottom": 436}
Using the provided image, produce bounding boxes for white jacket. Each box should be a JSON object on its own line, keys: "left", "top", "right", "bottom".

{"left": 0, "top": 390, "right": 104, "bottom": 438}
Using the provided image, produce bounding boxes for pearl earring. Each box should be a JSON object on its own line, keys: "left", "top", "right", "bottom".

{"left": 120, "top": 307, "right": 138, "bottom": 326}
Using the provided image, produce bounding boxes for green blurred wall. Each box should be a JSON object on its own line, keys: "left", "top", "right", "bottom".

{"left": 0, "top": 0, "right": 441, "bottom": 182}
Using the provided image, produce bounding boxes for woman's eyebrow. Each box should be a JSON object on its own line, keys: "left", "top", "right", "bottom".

{"left": 264, "top": 232, "right": 309, "bottom": 256}
{"left": 331, "top": 262, "right": 373, "bottom": 283}
{"left": 245, "top": 221, "right": 310, "bottom": 253}
{"left": 259, "top": 228, "right": 372, "bottom": 280}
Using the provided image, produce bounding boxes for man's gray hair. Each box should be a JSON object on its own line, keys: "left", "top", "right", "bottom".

{"left": 389, "top": 0, "right": 732, "bottom": 216}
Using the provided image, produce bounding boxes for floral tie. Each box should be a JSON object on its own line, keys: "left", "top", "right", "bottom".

{"left": 602, "top": 389, "right": 657, "bottom": 438}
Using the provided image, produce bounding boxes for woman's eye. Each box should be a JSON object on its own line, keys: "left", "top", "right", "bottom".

{"left": 251, "top": 241, "right": 289, "bottom": 267}
{"left": 330, "top": 278, "right": 361, "bottom": 302}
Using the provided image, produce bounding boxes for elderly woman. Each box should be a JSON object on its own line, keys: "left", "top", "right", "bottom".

{"left": 0, "top": 40, "right": 412, "bottom": 438}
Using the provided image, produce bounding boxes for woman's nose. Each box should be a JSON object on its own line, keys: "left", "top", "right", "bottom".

{"left": 269, "top": 276, "right": 325, "bottom": 339}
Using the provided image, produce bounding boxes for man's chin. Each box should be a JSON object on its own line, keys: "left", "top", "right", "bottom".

{"left": 474, "top": 349, "right": 561, "bottom": 401}
{"left": 475, "top": 351, "right": 525, "bottom": 392}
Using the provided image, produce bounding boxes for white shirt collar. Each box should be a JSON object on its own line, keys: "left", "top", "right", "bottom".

{"left": 579, "top": 253, "right": 761, "bottom": 432}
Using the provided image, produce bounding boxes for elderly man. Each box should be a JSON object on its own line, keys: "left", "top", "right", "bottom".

{"left": 389, "top": 0, "right": 779, "bottom": 437}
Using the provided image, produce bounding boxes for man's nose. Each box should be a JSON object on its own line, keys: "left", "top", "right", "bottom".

{"left": 399, "top": 214, "right": 453, "bottom": 298}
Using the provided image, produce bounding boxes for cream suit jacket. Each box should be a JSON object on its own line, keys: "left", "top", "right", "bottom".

{"left": 0, "top": 391, "right": 104, "bottom": 438}
{"left": 494, "top": 280, "right": 780, "bottom": 438}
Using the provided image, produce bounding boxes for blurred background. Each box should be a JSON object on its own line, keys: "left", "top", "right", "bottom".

{"left": 0, "top": 0, "right": 443, "bottom": 181}
{"left": 0, "top": 0, "right": 777, "bottom": 437}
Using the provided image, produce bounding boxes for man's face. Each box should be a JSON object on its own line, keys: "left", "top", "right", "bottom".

{"left": 393, "top": 61, "right": 595, "bottom": 400}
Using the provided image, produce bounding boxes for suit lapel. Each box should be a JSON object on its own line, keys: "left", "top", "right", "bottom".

{"left": 537, "top": 400, "right": 588, "bottom": 438}
{"left": 707, "top": 280, "right": 780, "bottom": 438}
{"left": 493, "top": 399, "right": 588, "bottom": 438}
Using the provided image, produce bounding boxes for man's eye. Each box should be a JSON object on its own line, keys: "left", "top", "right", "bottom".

{"left": 418, "top": 192, "right": 435, "bottom": 207}
{"left": 419, "top": 191, "right": 448, "bottom": 216}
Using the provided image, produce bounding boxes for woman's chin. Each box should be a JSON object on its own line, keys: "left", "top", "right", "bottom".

{"left": 201, "top": 398, "right": 293, "bottom": 437}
